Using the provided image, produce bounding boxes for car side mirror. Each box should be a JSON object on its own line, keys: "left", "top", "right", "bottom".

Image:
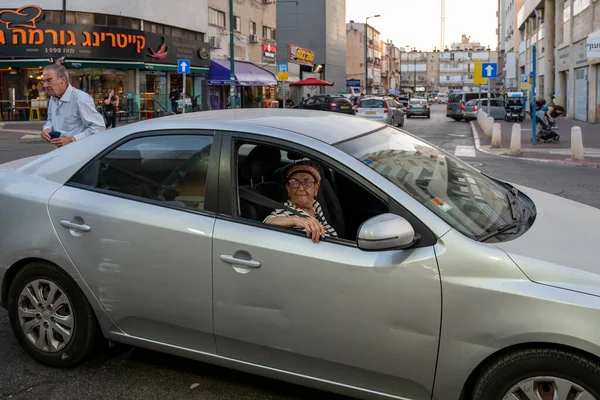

{"left": 357, "top": 213, "right": 419, "bottom": 251}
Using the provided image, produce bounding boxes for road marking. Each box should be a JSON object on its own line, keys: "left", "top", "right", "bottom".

{"left": 454, "top": 145, "right": 477, "bottom": 157}
{"left": 21, "top": 134, "right": 40, "bottom": 139}
{"left": 2, "top": 129, "right": 42, "bottom": 135}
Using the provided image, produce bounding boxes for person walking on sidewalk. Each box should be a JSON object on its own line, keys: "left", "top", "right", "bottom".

{"left": 40, "top": 64, "right": 105, "bottom": 147}
{"left": 103, "top": 89, "right": 119, "bottom": 129}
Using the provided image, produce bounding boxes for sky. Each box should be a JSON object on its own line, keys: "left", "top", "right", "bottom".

{"left": 346, "top": 0, "right": 498, "bottom": 52}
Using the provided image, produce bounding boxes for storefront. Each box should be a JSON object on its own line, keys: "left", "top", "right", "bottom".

{"left": 207, "top": 60, "right": 277, "bottom": 109}
{"left": 0, "top": 5, "right": 210, "bottom": 121}
{"left": 573, "top": 40, "right": 589, "bottom": 122}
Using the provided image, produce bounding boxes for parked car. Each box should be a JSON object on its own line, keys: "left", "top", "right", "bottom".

{"left": 292, "top": 95, "right": 354, "bottom": 115}
{"left": 356, "top": 97, "right": 404, "bottom": 127}
{"left": 4, "top": 109, "right": 600, "bottom": 400}
{"left": 406, "top": 97, "right": 431, "bottom": 118}
{"left": 463, "top": 98, "right": 507, "bottom": 121}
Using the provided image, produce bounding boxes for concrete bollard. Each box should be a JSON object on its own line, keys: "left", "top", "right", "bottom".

{"left": 484, "top": 117, "right": 494, "bottom": 139}
{"left": 571, "top": 126, "right": 584, "bottom": 161}
{"left": 491, "top": 123, "right": 502, "bottom": 148}
{"left": 509, "top": 124, "right": 521, "bottom": 154}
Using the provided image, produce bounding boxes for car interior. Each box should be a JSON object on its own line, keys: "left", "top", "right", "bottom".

{"left": 72, "top": 137, "right": 211, "bottom": 210}
{"left": 236, "top": 142, "right": 389, "bottom": 242}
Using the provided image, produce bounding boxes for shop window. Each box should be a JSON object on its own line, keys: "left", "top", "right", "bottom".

{"left": 209, "top": 8, "right": 226, "bottom": 27}
{"left": 234, "top": 16, "right": 241, "bottom": 32}
{"left": 250, "top": 21, "right": 257, "bottom": 35}
{"left": 66, "top": 12, "right": 75, "bottom": 24}
{"left": 183, "top": 30, "right": 195, "bottom": 40}
{"left": 107, "top": 15, "right": 119, "bottom": 27}
{"left": 172, "top": 28, "right": 182, "bottom": 38}
{"left": 263, "top": 26, "right": 275, "bottom": 41}
{"left": 196, "top": 32, "right": 205, "bottom": 42}
{"left": 76, "top": 13, "right": 93, "bottom": 25}
{"left": 94, "top": 14, "right": 107, "bottom": 26}
{"left": 130, "top": 19, "right": 140, "bottom": 30}
{"left": 164, "top": 26, "right": 172, "bottom": 36}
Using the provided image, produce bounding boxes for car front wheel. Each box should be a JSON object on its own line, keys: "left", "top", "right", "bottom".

{"left": 472, "top": 348, "right": 600, "bottom": 400}
{"left": 7, "top": 261, "right": 99, "bottom": 367}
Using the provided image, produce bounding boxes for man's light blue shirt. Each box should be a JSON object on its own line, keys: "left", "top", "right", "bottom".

{"left": 43, "top": 85, "right": 106, "bottom": 141}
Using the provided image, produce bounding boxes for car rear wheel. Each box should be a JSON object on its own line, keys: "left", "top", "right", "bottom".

{"left": 453, "top": 117, "right": 462, "bottom": 121}
{"left": 398, "top": 116, "right": 404, "bottom": 127}
{"left": 472, "top": 348, "right": 600, "bottom": 400}
{"left": 7, "top": 261, "right": 99, "bottom": 367}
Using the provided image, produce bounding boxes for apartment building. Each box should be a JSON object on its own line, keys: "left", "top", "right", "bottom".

{"left": 498, "top": 0, "right": 526, "bottom": 90}
{"left": 400, "top": 50, "right": 428, "bottom": 94}
{"left": 514, "top": 0, "right": 600, "bottom": 123}
{"left": 346, "top": 22, "right": 382, "bottom": 94}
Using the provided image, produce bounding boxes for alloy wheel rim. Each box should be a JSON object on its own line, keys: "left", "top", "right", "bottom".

{"left": 503, "top": 376, "right": 596, "bottom": 400}
{"left": 17, "top": 279, "right": 74, "bottom": 352}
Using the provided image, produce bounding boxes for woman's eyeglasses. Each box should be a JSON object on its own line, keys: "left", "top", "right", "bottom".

{"left": 288, "top": 179, "right": 316, "bottom": 189}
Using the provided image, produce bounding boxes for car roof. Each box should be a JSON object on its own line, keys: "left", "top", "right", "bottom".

{"left": 15, "top": 109, "right": 388, "bottom": 184}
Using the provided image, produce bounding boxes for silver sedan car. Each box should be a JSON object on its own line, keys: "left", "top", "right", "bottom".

{"left": 2, "top": 109, "right": 600, "bottom": 400}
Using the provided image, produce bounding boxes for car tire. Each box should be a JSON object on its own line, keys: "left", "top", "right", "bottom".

{"left": 427, "top": 114, "right": 430, "bottom": 119}
{"left": 398, "top": 116, "right": 404, "bottom": 127}
{"left": 453, "top": 117, "right": 462, "bottom": 121}
{"left": 390, "top": 116, "right": 395, "bottom": 126}
{"left": 472, "top": 348, "right": 600, "bottom": 400}
{"left": 407, "top": 115, "right": 411, "bottom": 118}
{"left": 7, "top": 261, "right": 99, "bottom": 368}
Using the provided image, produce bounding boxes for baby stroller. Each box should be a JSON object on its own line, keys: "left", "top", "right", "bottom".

{"left": 536, "top": 118, "right": 560, "bottom": 143}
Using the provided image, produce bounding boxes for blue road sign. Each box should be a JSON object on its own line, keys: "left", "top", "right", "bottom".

{"left": 346, "top": 79, "right": 361, "bottom": 87}
{"left": 177, "top": 59, "right": 191, "bottom": 74}
{"left": 277, "top": 62, "right": 288, "bottom": 73}
{"left": 482, "top": 63, "right": 498, "bottom": 79}
{"left": 520, "top": 74, "right": 529, "bottom": 83}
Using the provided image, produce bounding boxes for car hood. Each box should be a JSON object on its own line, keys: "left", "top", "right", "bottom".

{"left": 495, "top": 184, "right": 600, "bottom": 297}
{"left": 0, "top": 154, "right": 43, "bottom": 171}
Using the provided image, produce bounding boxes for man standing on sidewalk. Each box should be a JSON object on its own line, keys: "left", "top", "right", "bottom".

{"left": 40, "top": 64, "right": 105, "bottom": 147}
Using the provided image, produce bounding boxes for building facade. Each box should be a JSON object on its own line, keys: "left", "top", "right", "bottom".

{"left": 512, "top": 0, "right": 600, "bottom": 123}
{"left": 206, "top": 0, "right": 278, "bottom": 109}
{"left": 0, "top": 1, "right": 211, "bottom": 120}
{"left": 277, "top": 0, "right": 346, "bottom": 96}
{"left": 345, "top": 21, "right": 382, "bottom": 95}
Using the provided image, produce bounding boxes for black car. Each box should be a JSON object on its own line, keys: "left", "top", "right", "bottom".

{"left": 293, "top": 95, "right": 355, "bottom": 115}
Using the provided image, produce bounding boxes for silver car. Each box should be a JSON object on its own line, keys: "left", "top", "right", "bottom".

{"left": 356, "top": 97, "right": 404, "bottom": 127}
{"left": 2, "top": 109, "right": 600, "bottom": 400}
{"left": 463, "top": 98, "right": 507, "bottom": 121}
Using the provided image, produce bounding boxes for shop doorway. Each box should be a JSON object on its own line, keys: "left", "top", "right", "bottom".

{"left": 574, "top": 67, "right": 588, "bottom": 121}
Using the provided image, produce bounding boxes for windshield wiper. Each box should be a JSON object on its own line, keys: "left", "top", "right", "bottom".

{"left": 477, "top": 222, "right": 527, "bottom": 242}
{"left": 506, "top": 187, "right": 522, "bottom": 222}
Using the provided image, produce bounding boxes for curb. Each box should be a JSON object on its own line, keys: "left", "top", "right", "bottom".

{"left": 469, "top": 121, "right": 600, "bottom": 168}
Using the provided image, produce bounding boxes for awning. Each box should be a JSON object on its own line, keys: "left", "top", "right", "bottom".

{"left": 207, "top": 60, "right": 277, "bottom": 86}
{"left": 66, "top": 60, "right": 145, "bottom": 69}
{"left": 0, "top": 59, "right": 51, "bottom": 68}
{"left": 144, "top": 63, "right": 209, "bottom": 74}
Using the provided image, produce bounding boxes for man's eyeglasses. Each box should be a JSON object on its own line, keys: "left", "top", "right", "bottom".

{"left": 41, "top": 78, "right": 56, "bottom": 84}
{"left": 288, "top": 179, "right": 317, "bottom": 189}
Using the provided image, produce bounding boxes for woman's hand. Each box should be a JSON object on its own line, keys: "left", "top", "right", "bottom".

{"left": 293, "top": 217, "right": 326, "bottom": 243}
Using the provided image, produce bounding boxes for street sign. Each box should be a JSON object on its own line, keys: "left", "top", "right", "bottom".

{"left": 177, "top": 59, "right": 191, "bottom": 74}
{"left": 473, "top": 62, "right": 487, "bottom": 85}
{"left": 482, "top": 63, "right": 498, "bottom": 78}
{"left": 346, "top": 79, "right": 361, "bottom": 87}
{"left": 277, "top": 62, "right": 289, "bottom": 81}
{"left": 520, "top": 74, "right": 529, "bottom": 83}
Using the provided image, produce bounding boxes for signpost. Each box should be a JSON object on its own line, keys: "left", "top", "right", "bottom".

{"left": 277, "top": 62, "right": 289, "bottom": 108}
{"left": 482, "top": 63, "right": 498, "bottom": 115}
{"left": 177, "top": 59, "right": 190, "bottom": 114}
{"left": 531, "top": 45, "right": 537, "bottom": 144}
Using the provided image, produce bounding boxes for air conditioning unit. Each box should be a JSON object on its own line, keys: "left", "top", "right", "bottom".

{"left": 210, "top": 36, "right": 221, "bottom": 49}
{"left": 250, "top": 34, "right": 259, "bottom": 43}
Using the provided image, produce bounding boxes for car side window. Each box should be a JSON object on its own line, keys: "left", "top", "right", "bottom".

{"left": 70, "top": 135, "right": 213, "bottom": 210}
{"left": 305, "top": 97, "right": 318, "bottom": 105}
{"left": 234, "top": 139, "right": 389, "bottom": 243}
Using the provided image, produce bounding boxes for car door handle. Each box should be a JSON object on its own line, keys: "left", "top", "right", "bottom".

{"left": 219, "top": 254, "right": 261, "bottom": 269}
{"left": 60, "top": 220, "right": 91, "bottom": 232}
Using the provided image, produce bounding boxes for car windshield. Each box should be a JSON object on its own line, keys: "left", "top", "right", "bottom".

{"left": 465, "top": 100, "right": 478, "bottom": 106}
{"left": 410, "top": 99, "right": 426, "bottom": 104}
{"left": 360, "top": 99, "right": 385, "bottom": 108}
{"left": 335, "top": 127, "right": 515, "bottom": 239}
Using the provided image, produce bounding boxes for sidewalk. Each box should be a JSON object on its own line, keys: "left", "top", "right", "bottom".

{"left": 472, "top": 115, "right": 600, "bottom": 166}
{"left": 0, "top": 119, "right": 138, "bottom": 138}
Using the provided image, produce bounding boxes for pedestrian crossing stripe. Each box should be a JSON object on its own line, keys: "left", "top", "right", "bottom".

{"left": 454, "top": 145, "right": 477, "bottom": 157}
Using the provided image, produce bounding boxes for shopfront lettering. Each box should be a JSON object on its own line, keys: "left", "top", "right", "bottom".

{"left": 288, "top": 44, "right": 315, "bottom": 66}
{"left": 0, "top": 5, "right": 210, "bottom": 68}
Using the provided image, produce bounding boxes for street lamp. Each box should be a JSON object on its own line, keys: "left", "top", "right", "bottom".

{"left": 229, "top": 0, "right": 236, "bottom": 109}
{"left": 365, "top": 14, "right": 380, "bottom": 95}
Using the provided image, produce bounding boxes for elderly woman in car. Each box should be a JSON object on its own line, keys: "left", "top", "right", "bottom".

{"left": 264, "top": 162, "right": 337, "bottom": 242}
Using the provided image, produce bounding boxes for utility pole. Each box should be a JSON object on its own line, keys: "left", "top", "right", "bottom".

{"left": 532, "top": 44, "right": 537, "bottom": 144}
{"left": 414, "top": 58, "right": 417, "bottom": 93}
{"left": 229, "top": 0, "right": 236, "bottom": 109}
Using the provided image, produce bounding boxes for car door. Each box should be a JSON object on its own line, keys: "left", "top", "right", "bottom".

{"left": 47, "top": 130, "right": 219, "bottom": 353}
{"left": 211, "top": 133, "right": 442, "bottom": 399}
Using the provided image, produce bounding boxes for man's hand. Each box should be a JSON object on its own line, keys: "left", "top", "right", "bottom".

{"left": 40, "top": 128, "right": 51, "bottom": 142}
{"left": 50, "top": 136, "right": 75, "bottom": 147}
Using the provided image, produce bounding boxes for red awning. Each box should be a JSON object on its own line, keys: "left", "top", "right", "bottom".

{"left": 290, "top": 77, "right": 334, "bottom": 86}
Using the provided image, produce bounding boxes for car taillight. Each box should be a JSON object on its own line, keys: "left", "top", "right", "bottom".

{"left": 426, "top": 105, "right": 430, "bottom": 109}
{"left": 384, "top": 102, "right": 388, "bottom": 113}
{"left": 473, "top": 105, "right": 478, "bottom": 111}
{"left": 461, "top": 102, "right": 465, "bottom": 110}
{"left": 407, "top": 105, "right": 411, "bottom": 109}
{"left": 330, "top": 103, "right": 337, "bottom": 108}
